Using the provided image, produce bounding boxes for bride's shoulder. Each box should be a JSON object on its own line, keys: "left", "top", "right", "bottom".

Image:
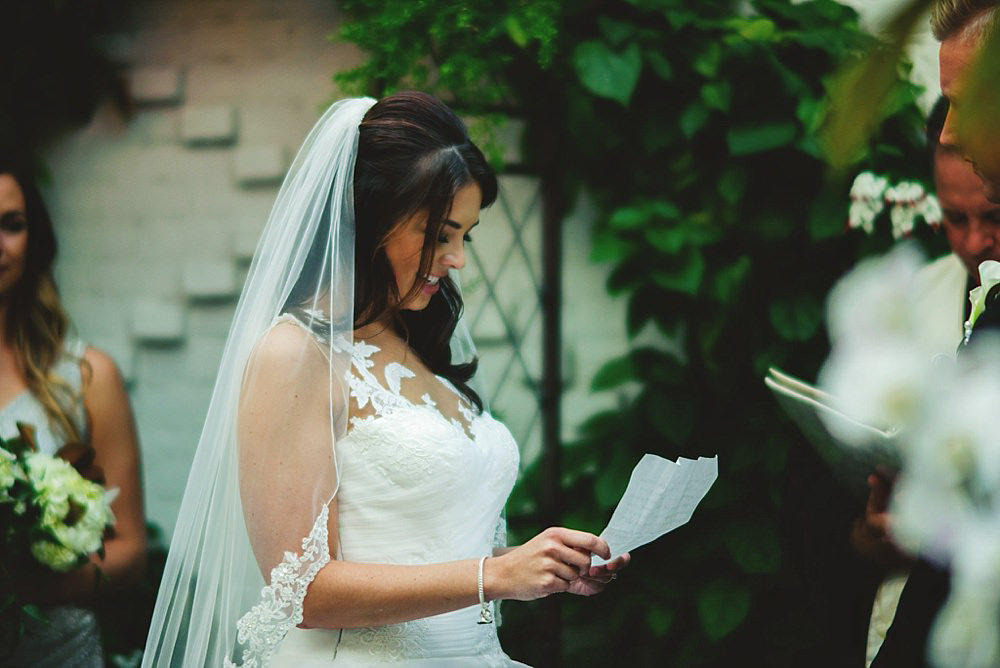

{"left": 247, "top": 317, "right": 328, "bottom": 375}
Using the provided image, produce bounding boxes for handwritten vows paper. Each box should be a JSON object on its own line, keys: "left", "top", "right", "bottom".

{"left": 592, "top": 454, "right": 718, "bottom": 565}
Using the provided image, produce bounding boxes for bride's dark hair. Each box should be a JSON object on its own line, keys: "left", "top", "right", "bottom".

{"left": 353, "top": 92, "right": 497, "bottom": 411}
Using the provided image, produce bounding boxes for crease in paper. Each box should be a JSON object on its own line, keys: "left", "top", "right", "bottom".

{"left": 592, "top": 453, "right": 718, "bottom": 566}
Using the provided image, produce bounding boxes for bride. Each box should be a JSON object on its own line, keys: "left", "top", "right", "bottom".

{"left": 143, "top": 92, "right": 628, "bottom": 667}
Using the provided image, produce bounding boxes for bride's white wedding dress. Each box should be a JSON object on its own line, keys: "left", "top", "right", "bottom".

{"left": 244, "top": 314, "right": 527, "bottom": 666}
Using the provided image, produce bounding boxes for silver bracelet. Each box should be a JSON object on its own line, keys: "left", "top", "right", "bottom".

{"left": 477, "top": 555, "right": 493, "bottom": 624}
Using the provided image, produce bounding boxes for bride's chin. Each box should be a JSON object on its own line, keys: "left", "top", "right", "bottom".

{"left": 400, "top": 296, "right": 432, "bottom": 312}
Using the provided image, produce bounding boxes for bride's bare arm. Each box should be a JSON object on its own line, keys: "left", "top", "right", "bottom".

{"left": 301, "top": 526, "right": 611, "bottom": 629}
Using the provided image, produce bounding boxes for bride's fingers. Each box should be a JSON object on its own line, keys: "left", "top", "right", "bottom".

{"left": 588, "top": 552, "right": 630, "bottom": 578}
{"left": 547, "top": 559, "right": 582, "bottom": 584}
{"left": 544, "top": 527, "right": 611, "bottom": 561}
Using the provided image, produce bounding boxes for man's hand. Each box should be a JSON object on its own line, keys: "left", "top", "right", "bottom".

{"left": 850, "top": 470, "right": 912, "bottom": 568}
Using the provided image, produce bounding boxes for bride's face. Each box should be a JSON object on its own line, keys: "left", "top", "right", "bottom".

{"left": 385, "top": 181, "right": 482, "bottom": 311}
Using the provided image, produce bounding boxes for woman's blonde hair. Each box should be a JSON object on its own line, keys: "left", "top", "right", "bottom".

{"left": 2, "top": 168, "right": 86, "bottom": 445}
{"left": 931, "top": 0, "right": 1000, "bottom": 40}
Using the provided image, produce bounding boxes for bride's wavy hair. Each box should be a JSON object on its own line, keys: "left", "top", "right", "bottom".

{"left": 0, "top": 165, "right": 83, "bottom": 443}
{"left": 354, "top": 92, "right": 497, "bottom": 411}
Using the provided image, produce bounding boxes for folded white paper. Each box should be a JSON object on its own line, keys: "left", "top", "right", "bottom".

{"left": 592, "top": 453, "right": 718, "bottom": 565}
{"left": 764, "top": 366, "right": 899, "bottom": 499}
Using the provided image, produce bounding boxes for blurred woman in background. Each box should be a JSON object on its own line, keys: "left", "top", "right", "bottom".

{"left": 0, "top": 164, "right": 146, "bottom": 667}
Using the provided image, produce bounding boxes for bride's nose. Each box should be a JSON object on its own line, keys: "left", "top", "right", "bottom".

{"left": 440, "top": 247, "right": 466, "bottom": 271}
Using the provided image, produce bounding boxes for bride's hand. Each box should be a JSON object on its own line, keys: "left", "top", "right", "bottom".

{"left": 567, "top": 552, "right": 630, "bottom": 597}
{"left": 487, "top": 527, "right": 610, "bottom": 601}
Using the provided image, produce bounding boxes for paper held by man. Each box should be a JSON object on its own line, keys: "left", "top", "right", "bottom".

{"left": 592, "top": 454, "right": 718, "bottom": 566}
{"left": 764, "top": 366, "right": 900, "bottom": 498}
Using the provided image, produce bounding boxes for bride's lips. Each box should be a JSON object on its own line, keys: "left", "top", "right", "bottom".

{"left": 421, "top": 274, "right": 441, "bottom": 295}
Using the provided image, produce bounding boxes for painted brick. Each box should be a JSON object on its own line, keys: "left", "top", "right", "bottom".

{"left": 232, "top": 145, "right": 286, "bottom": 187}
{"left": 233, "top": 221, "right": 264, "bottom": 261}
{"left": 180, "top": 105, "right": 238, "bottom": 146}
{"left": 183, "top": 260, "right": 238, "bottom": 300}
{"left": 130, "top": 66, "right": 184, "bottom": 106}
{"left": 188, "top": 305, "right": 239, "bottom": 339}
{"left": 132, "top": 299, "right": 186, "bottom": 343}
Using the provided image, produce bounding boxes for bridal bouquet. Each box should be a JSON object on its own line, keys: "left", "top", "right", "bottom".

{"left": 0, "top": 423, "right": 116, "bottom": 651}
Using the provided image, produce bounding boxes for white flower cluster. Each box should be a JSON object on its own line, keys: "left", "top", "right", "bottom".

{"left": 819, "top": 244, "right": 940, "bottom": 438}
{"left": 848, "top": 171, "right": 943, "bottom": 239}
{"left": 0, "top": 447, "right": 25, "bottom": 496}
{"left": 820, "top": 247, "right": 1000, "bottom": 667}
{"left": 0, "top": 445, "right": 116, "bottom": 573}
{"left": 24, "top": 453, "right": 117, "bottom": 571}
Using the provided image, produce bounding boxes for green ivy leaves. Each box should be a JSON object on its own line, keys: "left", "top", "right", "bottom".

{"left": 572, "top": 41, "right": 642, "bottom": 106}
{"left": 697, "top": 580, "right": 752, "bottom": 641}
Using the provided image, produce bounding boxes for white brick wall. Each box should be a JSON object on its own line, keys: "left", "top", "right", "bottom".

{"left": 46, "top": 0, "right": 364, "bottom": 539}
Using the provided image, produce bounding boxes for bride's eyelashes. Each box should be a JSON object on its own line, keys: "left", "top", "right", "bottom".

{"left": 436, "top": 232, "right": 473, "bottom": 244}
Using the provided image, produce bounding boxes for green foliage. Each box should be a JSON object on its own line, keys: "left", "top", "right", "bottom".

{"left": 336, "top": 0, "right": 945, "bottom": 664}
{"left": 335, "top": 0, "right": 561, "bottom": 108}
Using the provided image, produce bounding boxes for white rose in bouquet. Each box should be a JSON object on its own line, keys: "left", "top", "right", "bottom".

{"left": 24, "top": 451, "right": 117, "bottom": 571}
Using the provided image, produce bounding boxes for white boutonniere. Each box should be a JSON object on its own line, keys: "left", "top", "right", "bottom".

{"left": 963, "top": 260, "right": 1000, "bottom": 345}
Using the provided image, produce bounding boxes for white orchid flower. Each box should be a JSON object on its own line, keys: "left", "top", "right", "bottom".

{"left": 889, "top": 201, "right": 917, "bottom": 239}
{"left": 848, "top": 172, "right": 888, "bottom": 234}
{"left": 929, "top": 526, "right": 1000, "bottom": 668}
{"left": 825, "top": 243, "right": 926, "bottom": 348}
{"left": 920, "top": 193, "right": 943, "bottom": 227}
{"left": 885, "top": 181, "right": 926, "bottom": 204}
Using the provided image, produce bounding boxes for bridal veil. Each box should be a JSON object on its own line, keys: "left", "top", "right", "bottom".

{"left": 142, "top": 98, "right": 376, "bottom": 667}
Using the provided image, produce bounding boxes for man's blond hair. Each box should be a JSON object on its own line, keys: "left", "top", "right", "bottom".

{"left": 932, "top": 0, "right": 1000, "bottom": 40}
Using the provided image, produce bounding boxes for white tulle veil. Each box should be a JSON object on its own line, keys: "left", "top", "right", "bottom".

{"left": 137, "top": 97, "right": 343, "bottom": 667}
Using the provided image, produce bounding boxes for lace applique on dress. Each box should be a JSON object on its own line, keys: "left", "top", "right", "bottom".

{"left": 228, "top": 505, "right": 331, "bottom": 668}
{"left": 344, "top": 341, "right": 479, "bottom": 439}
{"left": 338, "top": 618, "right": 430, "bottom": 662}
{"left": 434, "top": 375, "right": 478, "bottom": 427}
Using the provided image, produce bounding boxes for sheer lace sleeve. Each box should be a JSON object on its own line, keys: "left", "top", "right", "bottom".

{"left": 232, "top": 320, "right": 344, "bottom": 665}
